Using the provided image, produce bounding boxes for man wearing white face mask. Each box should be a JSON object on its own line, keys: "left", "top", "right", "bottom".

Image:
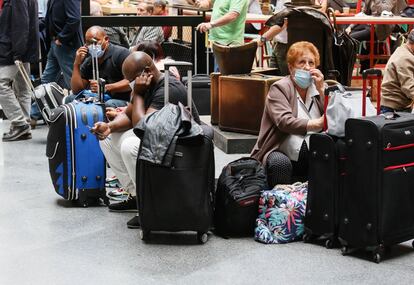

{"left": 70, "top": 26, "right": 131, "bottom": 108}
{"left": 251, "top": 41, "right": 325, "bottom": 187}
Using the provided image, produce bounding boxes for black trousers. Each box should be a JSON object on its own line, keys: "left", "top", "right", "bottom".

{"left": 266, "top": 140, "right": 309, "bottom": 187}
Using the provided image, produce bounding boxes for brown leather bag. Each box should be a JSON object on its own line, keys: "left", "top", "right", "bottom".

{"left": 218, "top": 74, "right": 283, "bottom": 135}
{"left": 212, "top": 41, "right": 258, "bottom": 75}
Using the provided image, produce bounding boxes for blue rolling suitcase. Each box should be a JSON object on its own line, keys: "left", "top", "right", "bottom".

{"left": 46, "top": 100, "right": 108, "bottom": 207}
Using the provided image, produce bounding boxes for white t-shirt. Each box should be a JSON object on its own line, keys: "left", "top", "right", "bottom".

{"left": 278, "top": 83, "right": 322, "bottom": 161}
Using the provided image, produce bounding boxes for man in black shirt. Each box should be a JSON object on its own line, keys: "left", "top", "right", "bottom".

{"left": 71, "top": 26, "right": 131, "bottom": 107}
{"left": 91, "top": 52, "right": 199, "bottom": 227}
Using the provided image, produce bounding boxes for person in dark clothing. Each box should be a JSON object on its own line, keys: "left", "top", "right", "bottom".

{"left": 91, "top": 51, "right": 199, "bottom": 228}
{"left": 40, "top": 0, "right": 83, "bottom": 89}
{"left": 70, "top": 26, "right": 131, "bottom": 108}
{"left": 0, "top": 0, "right": 39, "bottom": 141}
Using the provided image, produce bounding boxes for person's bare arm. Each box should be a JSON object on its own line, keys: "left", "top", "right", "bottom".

{"left": 256, "top": 19, "right": 287, "bottom": 46}
{"left": 105, "top": 79, "right": 131, "bottom": 94}
{"left": 195, "top": 0, "right": 212, "bottom": 9}
{"left": 71, "top": 46, "right": 90, "bottom": 94}
{"left": 197, "top": 11, "right": 240, "bottom": 33}
{"left": 91, "top": 104, "right": 133, "bottom": 140}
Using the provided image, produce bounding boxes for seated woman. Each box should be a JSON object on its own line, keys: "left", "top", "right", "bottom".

{"left": 251, "top": 41, "right": 325, "bottom": 187}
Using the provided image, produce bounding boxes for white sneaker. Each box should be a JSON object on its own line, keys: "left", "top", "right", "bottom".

{"left": 107, "top": 188, "right": 129, "bottom": 201}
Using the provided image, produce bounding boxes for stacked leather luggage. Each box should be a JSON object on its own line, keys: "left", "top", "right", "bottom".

{"left": 211, "top": 42, "right": 282, "bottom": 134}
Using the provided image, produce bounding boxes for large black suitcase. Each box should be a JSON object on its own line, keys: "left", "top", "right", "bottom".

{"left": 305, "top": 70, "right": 381, "bottom": 248}
{"left": 136, "top": 62, "right": 215, "bottom": 243}
{"left": 340, "top": 111, "right": 414, "bottom": 263}
{"left": 305, "top": 134, "right": 346, "bottom": 248}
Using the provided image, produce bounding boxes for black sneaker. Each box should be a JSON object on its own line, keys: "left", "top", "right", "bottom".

{"left": 2, "top": 124, "right": 31, "bottom": 142}
{"left": 127, "top": 215, "right": 141, "bottom": 229}
{"left": 108, "top": 196, "right": 137, "bottom": 212}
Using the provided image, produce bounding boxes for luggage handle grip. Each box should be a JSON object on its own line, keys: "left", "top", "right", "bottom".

{"left": 362, "top": 68, "right": 382, "bottom": 116}
{"left": 362, "top": 68, "right": 382, "bottom": 79}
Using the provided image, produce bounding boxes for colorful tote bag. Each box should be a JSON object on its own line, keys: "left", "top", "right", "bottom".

{"left": 254, "top": 182, "right": 308, "bottom": 244}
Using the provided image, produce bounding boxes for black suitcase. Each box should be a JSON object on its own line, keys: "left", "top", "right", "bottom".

{"left": 136, "top": 62, "right": 215, "bottom": 243}
{"left": 305, "top": 70, "right": 381, "bottom": 248}
{"left": 187, "top": 74, "right": 210, "bottom": 115}
{"left": 340, "top": 112, "right": 414, "bottom": 263}
{"left": 305, "top": 134, "right": 346, "bottom": 248}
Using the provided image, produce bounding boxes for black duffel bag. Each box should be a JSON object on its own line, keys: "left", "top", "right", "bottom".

{"left": 214, "top": 157, "right": 268, "bottom": 237}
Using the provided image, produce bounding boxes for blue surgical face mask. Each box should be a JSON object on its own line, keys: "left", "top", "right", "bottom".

{"left": 294, "top": 69, "right": 313, "bottom": 89}
{"left": 88, "top": 44, "right": 104, "bottom": 58}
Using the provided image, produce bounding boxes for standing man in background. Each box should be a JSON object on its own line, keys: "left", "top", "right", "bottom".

{"left": 0, "top": 0, "right": 39, "bottom": 141}
{"left": 195, "top": 0, "right": 248, "bottom": 46}
{"left": 40, "top": 0, "right": 83, "bottom": 89}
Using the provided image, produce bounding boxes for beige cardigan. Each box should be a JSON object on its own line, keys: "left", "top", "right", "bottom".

{"left": 381, "top": 44, "right": 414, "bottom": 111}
{"left": 250, "top": 76, "right": 324, "bottom": 164}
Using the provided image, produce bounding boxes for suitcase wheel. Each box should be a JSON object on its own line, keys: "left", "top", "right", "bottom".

{"left": 302, "top": 233, "right": 312, "bottom": 243}
{"left": 325, "top": 239, "right": 334, "bottom": 249}
{"left": 197, "top": 232, "right": 208, "bottom": 244}
{"left": 341, "top": 246, "right": 349, "bottom": 256}
{"left": 140, "top": 229, "right": 150, "bottom": 241}
{"left": 372, "top": 252, "right": 382, "bottom": 264}
{"left": 372, "top": 245, "right": 385, "bottom": 264}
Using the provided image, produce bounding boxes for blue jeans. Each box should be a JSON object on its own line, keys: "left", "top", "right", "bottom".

{"left": 380, "top": 105, "right": 411, "bottom": 114}
{"left": 41, "top": 42, "right": 77, "bottom": 89}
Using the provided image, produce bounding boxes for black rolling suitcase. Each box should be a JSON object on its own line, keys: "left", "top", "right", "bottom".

{"left": 15, "top": 60, "right": 64, "bottom": 125}
{"left": 305, "top": 134, "right": 346, "bottom": 248}
{"left": 136, "top": 62, "right": 215, "bottom": 244}
{"left": 339, "top": 70, "right": 414, "bottom": 263}
{"left": 305, "top": 70, "right": 381, "bottom": 248}
{"left": 340, "top": 111, "right": 414, "bottom": 263}
{"left": 186, "top": 74, "right": 211, "bottom": 115}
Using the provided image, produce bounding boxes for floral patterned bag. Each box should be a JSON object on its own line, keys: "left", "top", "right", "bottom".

{"left": 254, "top": 182, "right": 308, "bottom": 244}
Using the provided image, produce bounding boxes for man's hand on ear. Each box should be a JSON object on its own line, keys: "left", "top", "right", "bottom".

{"left": 131, "top": 69, "right": 153, "bottom": 96}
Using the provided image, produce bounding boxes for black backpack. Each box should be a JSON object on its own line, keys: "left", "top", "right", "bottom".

{"left": 214, "top": 157, "right": 268, "bottom": 237}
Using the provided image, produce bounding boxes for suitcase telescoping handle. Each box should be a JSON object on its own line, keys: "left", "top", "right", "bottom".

{"left": 164, "top": 61, "right": 193, "bottom": 114}
{"left": 14, "top": 60, "right": 36, "bottom": 93}
{"left": 362, "top": 68, "right": 382, "bottom": 116}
